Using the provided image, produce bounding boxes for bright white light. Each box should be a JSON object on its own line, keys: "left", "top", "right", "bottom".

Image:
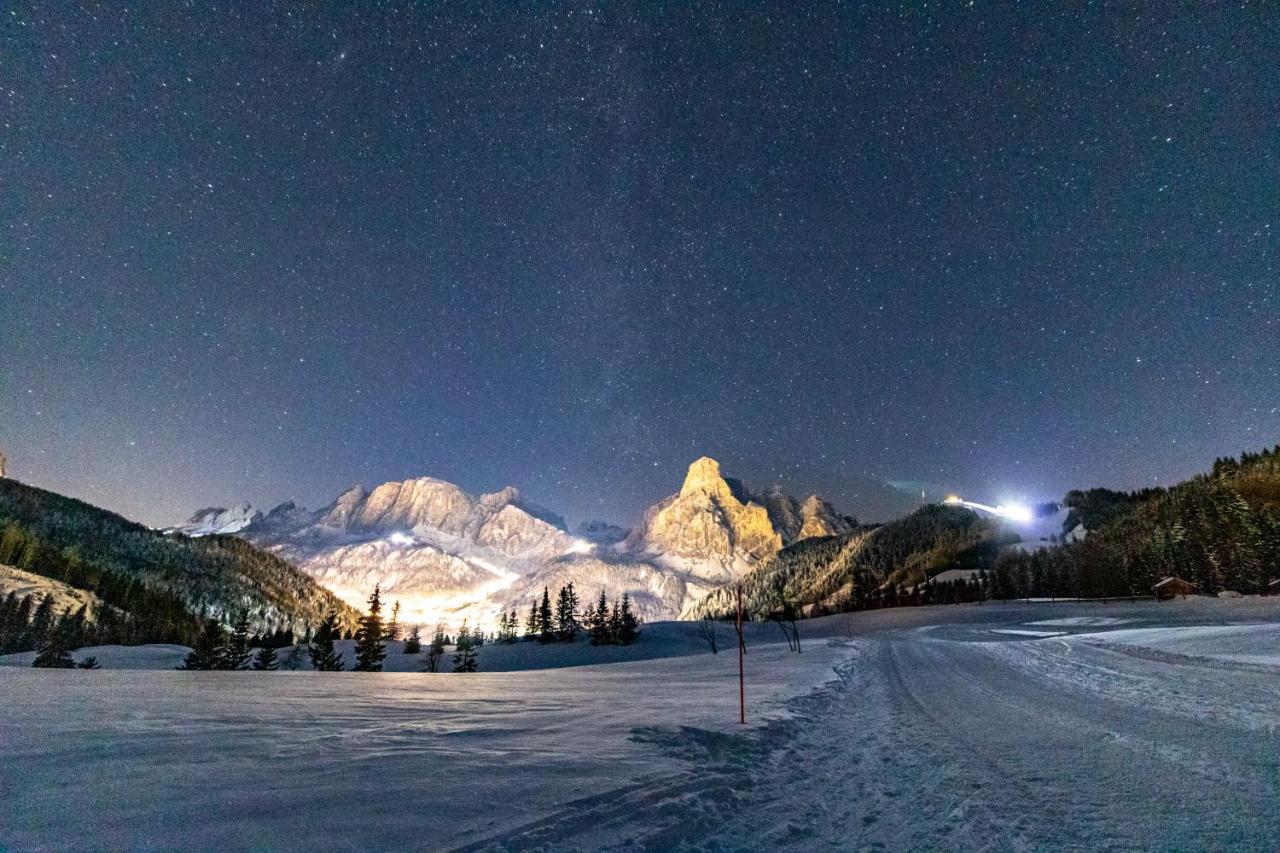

{"left": 565, "top": 538, "right": 595, "bottom": 555}
{"left": 943, "top": 495, "right": 1034, "bottom": 525}
{"left": 995, "top": 503, "right": 1034, "bottom": 524}
{"left": 388, "top": 532, "right": 416, "bottom": 546}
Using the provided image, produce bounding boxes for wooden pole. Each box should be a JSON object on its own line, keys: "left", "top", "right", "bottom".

{"left": 736, "top": 584, "right": 745, "bottom": 725}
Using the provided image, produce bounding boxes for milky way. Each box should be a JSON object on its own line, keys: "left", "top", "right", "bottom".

{"left": 2, "top": 4, "right": 1276, "bottom": 527}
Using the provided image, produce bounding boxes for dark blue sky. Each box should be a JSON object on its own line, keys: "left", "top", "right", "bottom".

{"left": 2, "top": 3, "right": 1277, "bottom": 528}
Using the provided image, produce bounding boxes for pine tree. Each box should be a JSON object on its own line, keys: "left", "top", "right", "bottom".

{"left": 25, "top": 594, "right": 55, "bottom": 654}
{"left": 386, "top": 600, "right": 402, "bottom": 642}
{"left": 32, "top": 615, "right": 77, "bottom": 668}
{"left": 538, "top": 587, "right": 555, "bottom": 643}
{"left": 607, "top": 600, "right": 622, "bottom": 645}
{"left": 280, "top": 644, "right": 305, "bottom": 670}
{"left": 403, "top": 624, "right": 422, "bottom": 654}
{"left": 180, "top": 621, "right": 227, "bottom": 670}
{"left": 555, "top": 583, "right": 580, "bottom": 641}
{"left": 0, "top": 591, "right": 18, "bottom": 653}
{"left": 1, "top": 593, "right": 33, "bottom": 654}
{"left": 423, "top": 624, "right": 446, "bottom": 673}
{"left": 308, "top": 611, "right": 345, "bottom": 671}
{"left": 616, "top": 593, "right": 639, "bottom": 645}
{"left": 452, "top": 621, "right": 478, "bottom": 673}
{"left": 353, "top": 584, "right": 387, "bottom": 672}
{"left": 252, "top": 644, "right": 279, "bottom": 670}
{"left": 589, "top": 590, "right": 612, "bottom": 645}
{"left": 222, "top": 611, "right": 253, "bottom": 670}
{"left": 505, "top": 611, "right": 516, "bottom": 643}
{"left": 77, "top": 655, "right": 100, "bottom": 669}
{"left": 523, "top": 602, "right": 539, "bottom": 641}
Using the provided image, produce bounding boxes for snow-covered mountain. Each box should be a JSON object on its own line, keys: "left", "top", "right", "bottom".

{"left": 168, "top": 504, "right": 263, "bottom": 536}
{"left": 172, "top": 458, "right": 852, "bottom": 630}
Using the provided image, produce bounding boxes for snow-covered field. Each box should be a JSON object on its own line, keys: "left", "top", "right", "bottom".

{"left": 3, "top": 599, "right": 1279, "bottom": 850}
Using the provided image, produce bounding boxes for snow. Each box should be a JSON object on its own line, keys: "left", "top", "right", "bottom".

{"left": 987, "top": 627, "right": 1064, "bottom": 637}
{"left": 0, "top": 643, "right": 190, "bottom": 670}
{"left": 1, "top": 628, "right": 847, "bottom": 850}
{"left": 1074, "top": 622, "right": 1280, "bottom": 667}
{"left": 3, "top": 599, "right": 1280, "bottom": 850}
{"left": 0, "top": 563, "right": 104, "bottom": 616}
{"left": 1030, "top": 616, "right": 1133, "bottom": 627}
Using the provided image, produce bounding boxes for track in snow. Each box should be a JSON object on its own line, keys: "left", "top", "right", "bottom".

{"left": 476, "top": 606, "right": 1280, "bottom": 851}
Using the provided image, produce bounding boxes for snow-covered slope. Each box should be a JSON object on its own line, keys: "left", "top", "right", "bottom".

{"left": 4, "top": 601, "right": 1278, "bottom": 851}
{"left": 0, "top": 564, "right": 104, "bottom": 616}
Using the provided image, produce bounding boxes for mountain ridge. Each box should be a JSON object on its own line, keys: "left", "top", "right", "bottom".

{"left": 172, "top": 457, "right": 855, "bottom": 629}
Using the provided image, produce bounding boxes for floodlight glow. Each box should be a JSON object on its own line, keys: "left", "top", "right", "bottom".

{"left": 996, "top": 504, "right": 1034, "bottom": 524}
{"left": 943, "top": 495, "right": 1034, "bottom": 525}
{"left": 565, "top": 538, "right": 595, "bottom": 555}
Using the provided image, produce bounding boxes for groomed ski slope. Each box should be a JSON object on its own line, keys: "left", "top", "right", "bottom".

{"left": 2, "top": 599, "right": 1278, "bottom": 850}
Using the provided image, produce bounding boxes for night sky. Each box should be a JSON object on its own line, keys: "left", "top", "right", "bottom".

{"left": 3, "top": 4, "right": 1277, "bottom": 529}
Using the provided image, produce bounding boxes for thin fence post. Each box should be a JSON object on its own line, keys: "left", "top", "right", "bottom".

{"left": 736, "top": 585, "right": 745, "bottom": 725}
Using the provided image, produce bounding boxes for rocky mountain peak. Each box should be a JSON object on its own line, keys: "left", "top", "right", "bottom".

{"left": 796, "top": 494, "right": 853, "bottom": 540}
{"left": 176, "top": 504, "right": 263, "bottom": 536}
{"left": 628, "top": 457, "right": 782, "bottom": 581}
{"left": 479, "top": 485, "right": 521, "bottom": 507}
{"left": 321, "top": 485, "right": 369, "bottom": 528}
{"left": 680, "top": 456, "right": 732, "bottom": 498}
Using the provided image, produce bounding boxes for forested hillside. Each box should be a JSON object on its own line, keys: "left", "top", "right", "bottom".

{"left": 0, "top": 479, "right": 359, "bottom": 645}
{"left": 996, "top": 445, "right": 1280, "bottom": 599}
{"left": 685, "top": 505, "right": 996, "bottom": 619}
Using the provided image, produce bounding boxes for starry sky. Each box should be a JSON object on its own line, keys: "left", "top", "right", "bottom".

{"left": 2, "top": 3, "right": 1277, "bottom": 529}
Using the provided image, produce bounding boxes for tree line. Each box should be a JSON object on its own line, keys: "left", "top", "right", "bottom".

{"left": 0, "top": 591, "right": 101, "bottom": 667}
{"left": 494, "top": 583, "right": 640, "bottom": 646}
{"left": 177, "top": 582, "right": 640, "bottom": 675}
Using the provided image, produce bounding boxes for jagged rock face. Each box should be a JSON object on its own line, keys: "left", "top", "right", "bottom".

{"left": 797, "top": 495, "right": 853, "bottom": 540}
{"left": 628, "top": 457, "right": 782, "bottom": 581}
{"left": 576, "top": 519, "right": 628, "bottom": 544}
{"left": 761, "top": 486, "right": 804, "bottom": 542}
{"left": 469, "top": 502, "right": 575, "bottom": 559}
{"left": 349, "top": 478, "right": 473, "bottom": 534}
{"left": 178, "top": 504, "right": 264, "bottom": 536}
{"left": 320, "top": 486, "right": 368, "bottom": 529}
{"left": 309, "top": 479, "right": 572, "bottom": 558}
{"left": 761, "top": 487, "right": 851, "bottom": 543}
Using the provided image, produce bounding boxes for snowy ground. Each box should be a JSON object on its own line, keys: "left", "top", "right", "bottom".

{"left": 3, "top": 598, "right": 1279, "bottom": 850}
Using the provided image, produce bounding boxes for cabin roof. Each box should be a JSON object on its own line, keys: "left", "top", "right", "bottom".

{"left": 1153, "top": 576, "right": 1197, "bottom": 589}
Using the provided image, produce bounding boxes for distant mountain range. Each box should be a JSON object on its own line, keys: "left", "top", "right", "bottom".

{"left": 5, "top": 443, "right": 1278, "bottom": 640}
{"left": 171, "top": 457, "right": 857, "bottom": 629}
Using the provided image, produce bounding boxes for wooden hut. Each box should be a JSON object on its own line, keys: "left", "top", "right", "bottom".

{"left": 1152, "top": 576, "right": 1197, "bottom": 601}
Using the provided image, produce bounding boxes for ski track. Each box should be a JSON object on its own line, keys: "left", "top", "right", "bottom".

{"left": 472, "top": 632, "right": 1280, "bottom": 851}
